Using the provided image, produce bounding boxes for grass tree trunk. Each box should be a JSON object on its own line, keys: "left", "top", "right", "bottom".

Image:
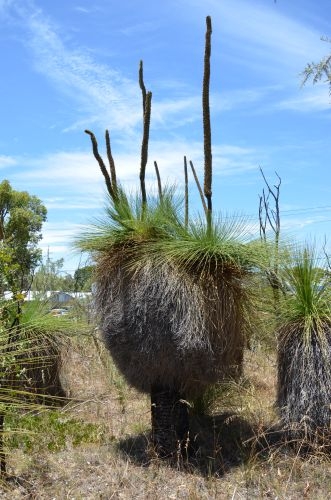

{"left": 0, "top": 413, "right": 5, "bottom": 476}
{"left": 151, "top": 384, "right": 189, "bottom": 458}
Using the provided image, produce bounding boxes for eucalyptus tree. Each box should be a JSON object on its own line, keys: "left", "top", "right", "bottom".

{"left": 302, "top": 37, "right": 331, "bottom": 94}
{"left": 0, "top": 180, "right": 47, "bottom": 294}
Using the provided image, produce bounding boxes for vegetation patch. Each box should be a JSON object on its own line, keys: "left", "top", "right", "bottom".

{"left": 5, "top": 410, "right": 106, "bottom": 453}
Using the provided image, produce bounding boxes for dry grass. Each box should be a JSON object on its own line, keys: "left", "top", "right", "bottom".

{"left": 0, "top": 335, "right": 330, "bottom": 499}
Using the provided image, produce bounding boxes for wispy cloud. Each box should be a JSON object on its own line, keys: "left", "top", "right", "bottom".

{"left": 7, "top": 138, "right": 261, "bottom": 200}
{"left": 43, "top": 197, "right": 101, "bottom": 210}
{"left": 0, "top": 0, "right": 291, "bottom": 138}
{"left": 152, "top": 87, "right": 275, "bottom": 128}
{"left": 0, "top": 2, "right": 213, "bottom": 136}
{"left": 73, "top": 6, "right": 90, "bottom": 14}
{"left": 0, "top": 155, "right": 17, "bottom": 168}
{"left": 41, "top": 221, "right": 82, "bottom": 244}
{"left": 1, "top": 1, "right": 141, "bottom": 133}
{"left": 276, "top": 86, "right": 331, "bottom": 112}
{"left": 0, "top": 0, "right": 14, "bottom": 12}
{"left": 39, "top": 221, "right": 84, "bottom": 266}
{"left": 221, "top": 3, "right": 323, "bottom": 65}
{"left": 180, "top": 0, "right": 327, "bottom": 76}
{"left": 119, "top": 21, "right": 158, "bottom": 37}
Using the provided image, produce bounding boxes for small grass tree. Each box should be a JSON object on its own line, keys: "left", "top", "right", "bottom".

{"left": 277, "top": 244, "right": 331, "bottom": 443}
{"left": 0, "top": 297, "right": 68, "bottom": 475}
{"left": 79, "top": 17, "right": 266, "bottom": 458}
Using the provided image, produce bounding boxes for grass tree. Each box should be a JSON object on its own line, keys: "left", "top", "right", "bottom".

{"left": 0, "top": 296, "right": 80, "bottom": 475}
{"left": 0, "top": 188, "right": 91, "bottom": 478}
{"left": 277, "top": 244, "right": 331, "bottom": 442}
{"left": 78, "top": 17, "right": 266, "bottom": 458}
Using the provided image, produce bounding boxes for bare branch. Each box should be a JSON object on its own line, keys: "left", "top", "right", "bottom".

{"left": 259, "top": 168, "right": 283, "bottom": 307}
{"left": 259, "top": 167, "right": 280, "bottom": 234}
{"left": 259, "top": 193, "right": 267, "bottom": 242}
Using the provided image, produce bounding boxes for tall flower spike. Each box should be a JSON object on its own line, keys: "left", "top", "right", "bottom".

{"left": 203, "top": 16, "right": 213, "bottom": 228}
{"left": 140, "top": 90, "right": 152, "bottom": 208}
{"left": 105, "top": 129, "right": 118, "bottom": 198}
{"left": 85, "top": 130, "right": 115, "bottom": 201}
{"left": 154, "top": 161, "right": 163, "bottom": 200}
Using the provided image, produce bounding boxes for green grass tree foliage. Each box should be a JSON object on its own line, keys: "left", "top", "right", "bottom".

{"left": 0, "top": 180, "right": 47, "bottom": 294}
{"left": 277, "top": 244, "right": 331, "bottom": 440}
{"left": 78, "top": 17, "right": 267, "bottom": 458}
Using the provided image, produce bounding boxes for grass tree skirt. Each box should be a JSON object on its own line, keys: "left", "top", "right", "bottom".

{"left": 275, "top": 245, "right": 331, "bottom": 445}
{"left": 95, "top": 256, "right": 248, "bottom": 455}
{"left": 277, "top": 324, "right": 331, "bottom": 436}
{"left": 95, "top": 258, "right": 246, "bottom": 397}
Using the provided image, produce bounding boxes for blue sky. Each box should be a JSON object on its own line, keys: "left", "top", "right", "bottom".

{"left": 0, "top": 0, "right": 330, "bottom": 273}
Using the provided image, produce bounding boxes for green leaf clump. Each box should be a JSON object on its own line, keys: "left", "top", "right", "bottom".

{"left": 76, "top": 185, "right": 267, "bottom": 278}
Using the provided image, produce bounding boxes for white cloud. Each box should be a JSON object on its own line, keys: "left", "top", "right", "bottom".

{"left": 6, "top": 139, "right": 260, "bottom": 206}
{"left": 0, "top": 0, "right": 14, "bottom": 12}
{"left": 39, "top": 221, "right": 85, "bottom": 267}
{"left": 43, "top": 197, "right": 101, "bottom": 210}
{"left": 119, "top": 21, "right": 158, "bottom": 37}
{"left": 0, "top": 155, "right": 17, "bottom": 168}
{"left": 276, "top": 87, "right": 331, "bottom": 112}
{"left": 151, "top": 88, "right": 274, "bottom": 128}
{"left": 73, "top": 6, "right": 90, "bottom": 14}
{"left": 2, "top": 1, "right": 141, "bottom": 133}
{"left": 179, "top": 0, "right": 327, "bottom": 78}
{"left": 229, "top": 1, "right": 324, "bottom": 62}
{"left": 1, "top": 1, "right": 294, "bottom": 137}
{"left": 41, "top": 221, "right": 82, "bottom": 244}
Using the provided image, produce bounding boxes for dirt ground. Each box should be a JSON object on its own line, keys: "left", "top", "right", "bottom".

{"left": 1, "top": 337, "right": 330, "bottom": 499}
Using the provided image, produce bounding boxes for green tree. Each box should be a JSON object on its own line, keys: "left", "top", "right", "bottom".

{"left": 74, "top": 265, "right": 94, "bottom": 291}
{"left": 0, "top": 180, "right": 47, "bottom": 293}
{"left": 32, "top": 255, "right": 75, "bottom": 293}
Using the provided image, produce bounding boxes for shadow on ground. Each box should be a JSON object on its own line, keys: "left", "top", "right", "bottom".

{"left": 116, "top": 411, "right": 271, "bottom": 476}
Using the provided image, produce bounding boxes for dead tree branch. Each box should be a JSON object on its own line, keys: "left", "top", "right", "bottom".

{"left": 259, "top": 168, "right": 284, "bottom": 307}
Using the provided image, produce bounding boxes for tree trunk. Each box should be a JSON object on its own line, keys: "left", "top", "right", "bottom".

{"left": 151, "top": 384, "right": 189, "bottom": 458}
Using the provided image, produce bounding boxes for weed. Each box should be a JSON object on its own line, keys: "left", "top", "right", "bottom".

{"left": 5, "top": 409, "right": 106, "bottom": 452}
